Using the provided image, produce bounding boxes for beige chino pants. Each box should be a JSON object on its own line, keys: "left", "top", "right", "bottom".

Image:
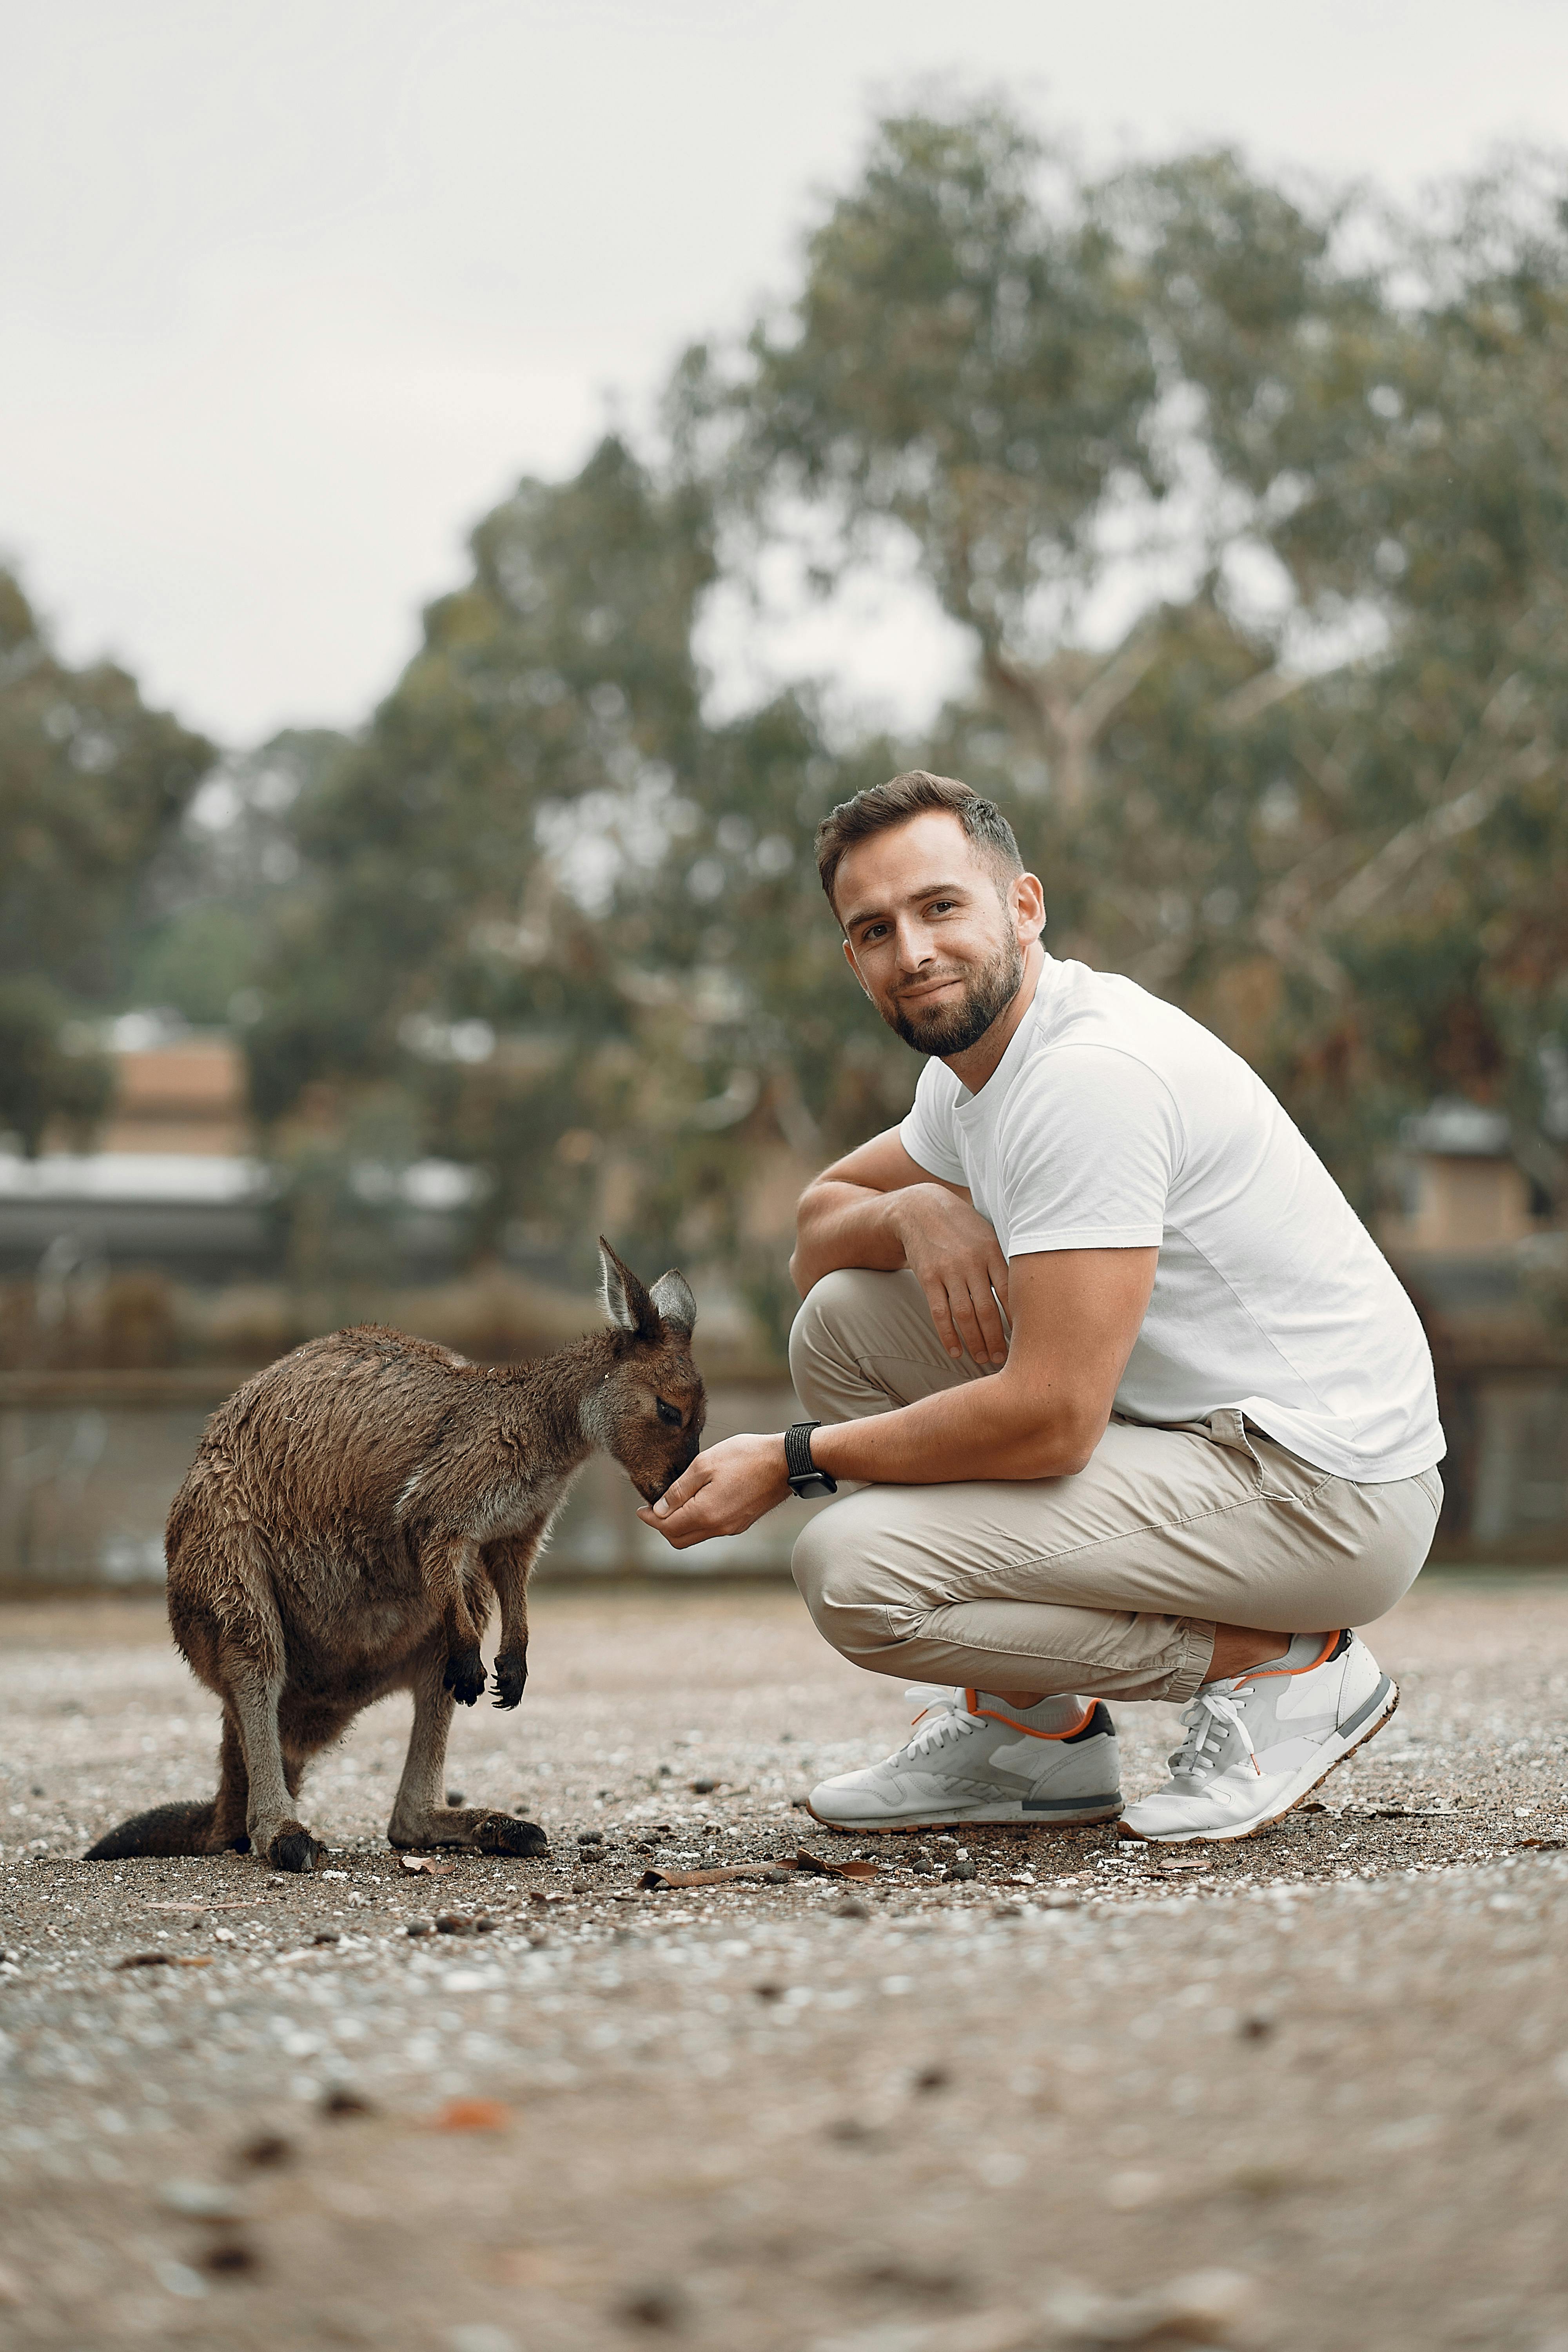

{"left": 788, "top": 1269, "right": 1443, "bottom": 1706}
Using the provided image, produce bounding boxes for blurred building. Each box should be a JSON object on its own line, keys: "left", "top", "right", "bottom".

{"left": 1377, "top": 1099, "right": 1568, "bottom": 1562}
{"left": 1380, "top": 1098, "right": 1553, "bottom": 1255}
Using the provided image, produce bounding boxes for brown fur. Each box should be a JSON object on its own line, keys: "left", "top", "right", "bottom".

{"left": 85, "top": 1242, "right": 704, "bottom": 1872}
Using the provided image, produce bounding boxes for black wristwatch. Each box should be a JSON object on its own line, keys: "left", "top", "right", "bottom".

{"left": 784, "top": 1421, "right": 838, "bottom": 1499}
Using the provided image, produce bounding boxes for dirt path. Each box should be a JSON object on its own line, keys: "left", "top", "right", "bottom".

{"left": 2, "top": 1575, "right": 1566, "bottom": 2349}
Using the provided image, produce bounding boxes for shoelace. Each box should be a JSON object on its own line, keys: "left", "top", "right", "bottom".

{"left": 898, "top": 1687, "right": 983, "bottom": 1759}
{"left": 1169, "top": 1678, "right": 1261, "bottom": 1780}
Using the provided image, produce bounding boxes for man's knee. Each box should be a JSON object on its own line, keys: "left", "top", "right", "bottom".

{"left": 789, "top": 1266, "right": 877, "bottom": 1378}
{"left": 791, "top": 1505, "right": 909, "bottom": 1670}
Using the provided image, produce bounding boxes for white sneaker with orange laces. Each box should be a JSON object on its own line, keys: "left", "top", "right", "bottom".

{"left": 1119, "top": 1629, "right": 1398, "bottom": 1845}
{"left": 807, "top": 1687, "right": 1123, "bottom": 1832}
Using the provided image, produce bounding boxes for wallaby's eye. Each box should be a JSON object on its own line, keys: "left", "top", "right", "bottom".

{"left": 655, "top": 1398, "right": 682, "bottom": 1427}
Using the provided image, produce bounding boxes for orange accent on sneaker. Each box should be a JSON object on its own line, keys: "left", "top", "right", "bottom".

{"left": 963, "top": 1691, "right": 1099, "bottom": 1740}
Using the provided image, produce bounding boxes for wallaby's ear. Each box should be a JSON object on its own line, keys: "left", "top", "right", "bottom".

{"left": 649, "top": 1269, "right": 697, "bottom": 1336}
{"left": 599, "top": 1238, "right": 656, "bottom": 1338}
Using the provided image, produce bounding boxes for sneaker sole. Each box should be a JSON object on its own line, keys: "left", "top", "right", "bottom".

{"left": 1116, "top": 1677, "right": 1399, "bottom": 1846}
{"left": 806, "top": 1794, "right": 1124, "bottom": 1833}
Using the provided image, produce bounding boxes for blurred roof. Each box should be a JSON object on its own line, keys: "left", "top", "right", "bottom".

{"left": 0, "top": 1153, "right": 272, "bottom": 1205}
{"left": 1399, "top": 1099, "right": 1512, "bottom": 1159}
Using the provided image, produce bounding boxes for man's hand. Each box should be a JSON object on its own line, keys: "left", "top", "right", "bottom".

{"left": 637, "top": 1433, "right": 793, "bottom": 1552}
{"left": 891, "top": 1184, "right": 1010, "bottom": 1366}
{"left": 791, "top": 1129, "right": 1010, "bottom": 1365}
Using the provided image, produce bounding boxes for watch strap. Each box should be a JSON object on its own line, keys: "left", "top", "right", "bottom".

{"left": 785, "top": 1420, "right": 837, "bottom": 1497}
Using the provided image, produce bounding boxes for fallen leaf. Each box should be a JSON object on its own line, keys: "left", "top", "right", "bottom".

{"left": 399, "top": 1856, "right": 457, "bottom": 1878}
{"left": 526, "top": 1889, "right": 568, "bottom": 1906}
{"left": 114, "top": 1951, "right": 213, "bottom": 1971}
{"left": 432, "top": 2097, "right": 511, "bottom": 2133}
{"left": 787, "top": 1849, "right": 880, "bottom": 1881}
{"left": 1158, "top": 1861, "right": 1209, "bottom": 1874}
{"left": 638, "top": 1863, "right": 791, "bottom": 1890}
{"left": 1516, "top": 1837, "right": 1565, "bottom": 1851}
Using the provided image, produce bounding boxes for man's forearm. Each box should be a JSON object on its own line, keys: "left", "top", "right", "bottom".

{"left": 810, "top": 1372, "right": 1101, "bottom": 1487}
{"left": 789, "top": 1180, "right": 909, "bottom": 1298}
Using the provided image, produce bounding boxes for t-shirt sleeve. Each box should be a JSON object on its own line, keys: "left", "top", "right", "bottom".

{"left": 998, "top": 1046, "right": 1182, "bottom": 1254}
{"left": 898, "top": 1061, "right": 967, "bottom": 1185}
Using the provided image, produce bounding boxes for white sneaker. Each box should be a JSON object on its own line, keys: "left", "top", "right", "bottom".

{"left": 1119, "top": 1630, "right": 1398, "bottom": 1845}
{"left": 808, "top": 1688, "right": 1123, "bottom": 1832}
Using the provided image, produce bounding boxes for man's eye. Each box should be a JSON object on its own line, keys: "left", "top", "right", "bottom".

{"left": 655, "top": 1398, "right": 682, "bottom": 1427}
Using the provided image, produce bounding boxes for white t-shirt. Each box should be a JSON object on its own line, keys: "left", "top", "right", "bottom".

{"left": 899, "top": 956, "right": 1443, "bottom": 1483}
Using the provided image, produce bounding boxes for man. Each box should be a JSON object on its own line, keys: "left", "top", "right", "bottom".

{"left": 639, "top": 771, "right": 1444, "bottom": 1845}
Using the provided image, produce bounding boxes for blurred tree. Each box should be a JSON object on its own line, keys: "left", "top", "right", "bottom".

{"left": 705, "top": 116, "right": 1568, "bottom": 1213}
{"left": 243, "top": 437, "right": 730, "bottom": 1283}
{"left": 241, "top": 110, "right": 1568, "bottom": 1339}
{"left": 0, "top": 568, "right": 214, "bottom": 1151}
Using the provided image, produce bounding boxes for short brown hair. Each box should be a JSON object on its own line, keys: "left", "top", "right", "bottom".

{"left": 814, "top": 771, "right": 1024, "bottom": 909}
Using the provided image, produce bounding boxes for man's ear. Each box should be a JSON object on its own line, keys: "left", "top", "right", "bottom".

{"left": 599, "top": 1238, "right": 656, "bottom": 1338}
{"left": 1012, "top": 872, "right": 1047, "bottom": 949}
{"left": 842, "top": 936, "right": 874, "bottom": 1002}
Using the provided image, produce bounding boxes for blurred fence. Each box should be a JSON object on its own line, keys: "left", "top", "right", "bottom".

{"left": 1, "top": 1361, "right": 1564, "bottom": 1594}
{"left": 0, "top": 1371, "right": 825, "bottom": 1593}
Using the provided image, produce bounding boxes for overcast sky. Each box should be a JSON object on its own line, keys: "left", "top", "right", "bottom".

{"left": 5, "top": 0, "right": 1567, "bottom": 749}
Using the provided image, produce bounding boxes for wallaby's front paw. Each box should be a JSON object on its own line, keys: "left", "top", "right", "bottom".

{"left": 491, "top": 1651, "right": 527, "bottom": 1710}
{"left": 443, "top": 1647, "right": 486, "bottom": 1708}
{"left": 472, "top": 1811, "right": 548, "bottom": 1859}
{"left": 267, "top": 1826, "right": 326, "bottom": 1873}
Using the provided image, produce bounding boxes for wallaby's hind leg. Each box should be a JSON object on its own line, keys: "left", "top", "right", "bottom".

{"left": 480, "top": 1528, "right": 542, "bottom": 1710}
{"left": 211, "top": 1710, "right": 252, "bottom": 1852}
{"left": 388, "top": 1644, "right": 547, "bottom": 1858}
{"left": 225, "top": 1638, "right": 327, "bottom": 1873}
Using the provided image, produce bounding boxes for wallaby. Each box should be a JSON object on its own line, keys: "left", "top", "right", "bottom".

{"left": 85, "top": 1241, "right": 704, "bottom": 1873}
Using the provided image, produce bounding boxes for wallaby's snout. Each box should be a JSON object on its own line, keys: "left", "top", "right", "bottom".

{"left": 597, "top": 1240, "right": 706, "bottom": 1502}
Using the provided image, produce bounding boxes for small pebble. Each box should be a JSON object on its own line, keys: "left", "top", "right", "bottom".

{"left": 948, "top": 1860, "right": 979, "bottom": 1882}
{"left": 619, "top": 2282, "right": 686, "bottom": 2329}
{"left": 312, "top": 1929, "right": 341, "bottom": 1946}
{"left": 201, "top": 2239, "right": 258, "bottom": 2276}
{"left": 321, "top": 2086, "right": 375, "bottom": 2117}
{"left": 445, "top": 1790, "right": 465, "bottom": 1805}
{"left": 691, "top": 1777, "right": 717, "bottom": 1793}
{"left": 159, "top": 2178, "right": 252, "bottom": 2221}
{"left": 237, "top": 2132, "right": 294, "bottom": 2169}
{"left": 577, "top": 1830, "right": 604, "bottom": 1847}
{"left": 406, "top": 1918, "right": 435, "bottom": 1938}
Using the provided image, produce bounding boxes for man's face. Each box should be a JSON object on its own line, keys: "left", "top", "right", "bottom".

{"left": 833, "top": 811, "right": 1042, "bottom": 1058}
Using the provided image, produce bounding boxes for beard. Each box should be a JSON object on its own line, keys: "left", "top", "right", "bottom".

{"left": 885, "top": 932, "right": 1025, "bottom": 1057}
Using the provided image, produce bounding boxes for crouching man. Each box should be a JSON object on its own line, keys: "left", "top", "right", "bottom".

{"left": 638, "top": 771, "right": 1444, "bottom": 1845}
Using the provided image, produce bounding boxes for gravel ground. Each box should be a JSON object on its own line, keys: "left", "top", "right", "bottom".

{"left": 2, "top": 1573, "right": 1567, "bottom": 2351}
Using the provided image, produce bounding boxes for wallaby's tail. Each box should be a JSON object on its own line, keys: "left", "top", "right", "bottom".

{"left": 84, "top": 1799, "right": 244, "bottom": 1860}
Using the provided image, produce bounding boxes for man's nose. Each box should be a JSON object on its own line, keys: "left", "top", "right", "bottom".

{"left": 892, "top": 918, "right": 935, "bottom": 970}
